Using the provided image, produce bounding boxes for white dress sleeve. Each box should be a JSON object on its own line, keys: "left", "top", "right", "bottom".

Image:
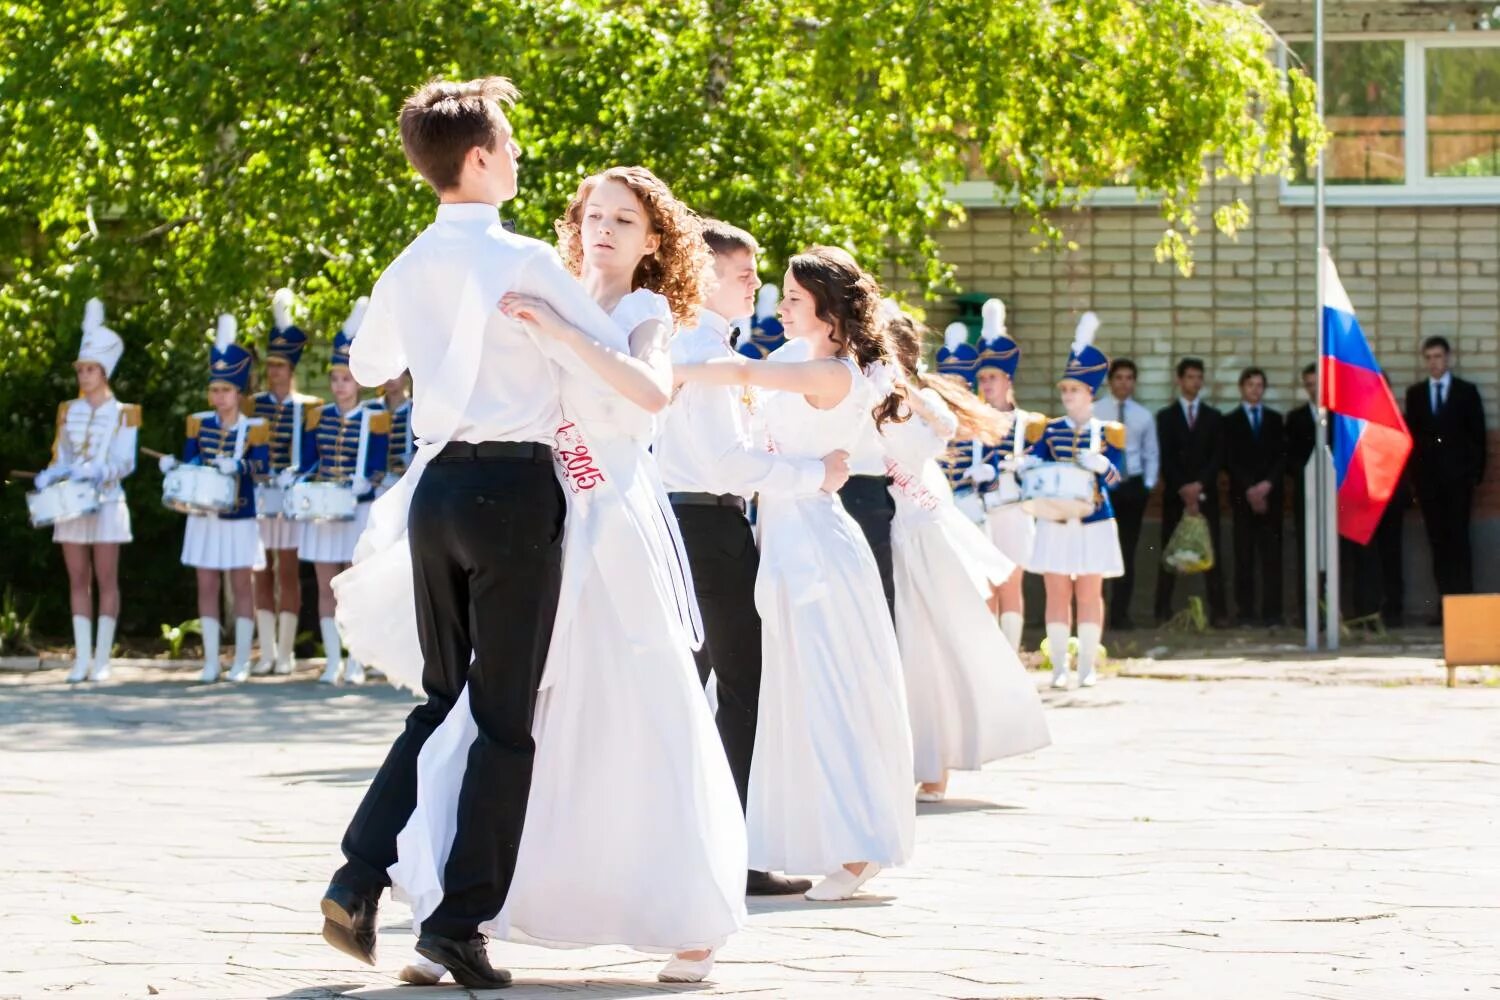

{"left": 612, "top": 289, "right": 674, "bottom": 342}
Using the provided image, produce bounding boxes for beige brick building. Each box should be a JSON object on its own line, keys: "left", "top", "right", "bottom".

{"left": 928, "top": 0, "right": 1500, "bottom": 620}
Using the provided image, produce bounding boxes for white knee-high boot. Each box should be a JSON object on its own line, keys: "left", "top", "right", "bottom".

{"left": 274, "top": 611, "right": 299, "bottom": 675}
{"left": 1076, "top": 621, "right": 1102, "bottom": 687}
{"left": 91, "top": 615, "right": 116, "bottom": 682}
{"left": 318, "top": 617, "right": 342, "bottom": 685}
{"left": 227, "top": 617, "right": 255, "bottom": 682}
{"left": 200, "top": 617, "right": 222, "bottom": 683}
{"left": 67, "top": 615, "right": 93, "bottom": 683}
{"left": 253, "top": 609, "right": 277, "bottom": 675}
{"left": 999, "top": 611, "right": 1024, "bottom": 652}
{"left": 1045, "top": 621, "right": 1071, "bottom": 689}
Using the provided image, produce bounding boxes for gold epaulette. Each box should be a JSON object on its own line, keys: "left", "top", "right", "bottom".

{"left": 246, "top": 419, "right": 271, "bottom": 446}
{"left": 297, "top": 393, "right": 324, "bottom": 408}
{"left": 186, "top": 411, "right": 210, "bottom": 439}
{"left": 52, "top": 401, "right": 71, "bottom": 463}
{"left": 367, "top": 410, "right": 391, "bottom": 434}
{"left": 1104, "top": 420, "right": 1126, "bottom": 450}
{"left": 304, "top": 405, "right": 324, "bottom": 431}
{"left": 118, "top": 403, "right": 142, "bottom": 428}
{"left": 239, "top": 394, "right": 256, "bottom": 416}
{"left": 1025, "top": 419, "right": 1048, "bottom": 443}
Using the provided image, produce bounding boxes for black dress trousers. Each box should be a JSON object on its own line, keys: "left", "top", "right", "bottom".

{"left": 334, "top": 451, "right": 565, "bottom": 940}
{"left": 838, "top": 474, "right": 897, "bottom": 618}
{"left": 672, "top": 502, "right": 763, "bottom": 810}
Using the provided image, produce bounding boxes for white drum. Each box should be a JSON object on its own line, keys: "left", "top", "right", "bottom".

{"left": 254, "top": 484, "right": 287, "bottom": 519}
{"left": 284, "top": 481, "right": 356, "bottom": 522}
{"left": 985, "top": 471, "right": 1023, "bottom": 509}
{"left": 26, "top": 480, "right": 101, "bottom": 528}
{"left": 162, "top": 465, "right": 238, "bottom": 515}
{"left": 1020, "top": 462, "right": 1097, "bottom": 522}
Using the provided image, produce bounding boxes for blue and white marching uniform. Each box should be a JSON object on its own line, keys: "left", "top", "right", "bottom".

{"left": 971, "top": 302, "right": 1039, "bottom": 570}
{"left": 179, "top": 410, "right": 271, "bottom": 570}
{"left": 252, "top": 317, "right": 322, "bottom": 551}
{"left": 933, "top": 321, "right": 986, "bottom": 520}
{"left": 295, "top": 324, "right": 389, "bottom": 565}
{"left": 363, "top": 394, "right": 411, "bottom": 498}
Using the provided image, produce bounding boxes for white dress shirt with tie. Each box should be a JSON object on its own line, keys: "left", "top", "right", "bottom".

{"left": 655, "top": 310, "right": 825, "bottom": 499}
{"left": 1429, "top": 371, "right": 1452, "bottom": 413}
{"left": 349, "top": 202, "right": 626, "bottom": 445}
{"left": 1101, "top": 394, "right": 1159, "bottom": 489}
{"left": 1241, "top": 401, "right": 1264, "bottom": 436}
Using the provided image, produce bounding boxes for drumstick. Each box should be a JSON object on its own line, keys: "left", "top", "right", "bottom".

{"left": 12, "top": 470, "right": 37, "bottom": 480}
{"left": 141, "top": 447, "right": 169, "bottom": 460}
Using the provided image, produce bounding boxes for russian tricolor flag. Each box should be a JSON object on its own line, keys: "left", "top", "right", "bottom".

{"left": 1320, "top": 252, "right": 1413, "bottom": 545}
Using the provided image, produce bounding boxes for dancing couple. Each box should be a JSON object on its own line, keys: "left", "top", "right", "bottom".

{"left": 318, "top": 76, "right": 916, "bottom": 989}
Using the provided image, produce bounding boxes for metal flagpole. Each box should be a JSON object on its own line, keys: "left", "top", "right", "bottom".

{"left": 1310, "top": 0, "right": 1339, "bottom": 651}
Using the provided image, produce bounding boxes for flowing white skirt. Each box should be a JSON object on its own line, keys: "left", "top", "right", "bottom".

{"left": 984, "top": 502, "right": 1036, "bottom": 571}
{"left": 1029, "top": 517, "right": 1124, "bottom": 578}
{"left": 181, "top": 515, "right": 264, "bottom": 570}
{"left": 53, "top": 498, "right": 131, "bottom": 545}
{"left": 893, "top": 504, "right": 1050, "bottom": 782}
{"left": 386, "top": 433, "right": 745, "bottom": 953}
{"left": 748, "top": 492, "right": 915, "bottom": 875}
{"left": 298, "top": 504, "right": 371, "bottom": 564}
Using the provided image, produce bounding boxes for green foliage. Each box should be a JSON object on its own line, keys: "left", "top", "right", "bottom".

{"left": 0, "top": 585, "right": 40, "bottom": 655}
{"left": 160, "top": 618, "right": 201, "bottom": 660}
{"left": 0, "top": 0, "right": 1320, "bottom": 635}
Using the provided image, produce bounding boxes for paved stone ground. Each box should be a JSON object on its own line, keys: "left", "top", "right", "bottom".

{"left": 2, "top": 660, "right": 1497, "bottom": 1000}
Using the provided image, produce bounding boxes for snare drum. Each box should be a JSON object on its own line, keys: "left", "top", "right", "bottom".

{"left": 162, "top": 465, "right": 238, "bottom": 515}
{"left": 26, "top": 479, "right": 101, "bottom": 528}
{"left": 284, "top": 481, "right": 357, "bottom": 522}
{"left": 1020, "top": 462, "right": 1097, "bottom": 521}
{"left": 254, "top": 484, "right": 287, "bottom": 519}
{"left": 985, "top": 470, "right": 1023, "bottom": 509}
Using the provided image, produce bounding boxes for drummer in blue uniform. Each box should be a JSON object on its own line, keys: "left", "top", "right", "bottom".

{"left": 972, "top": 298, "right": 1039, "bottom": 653}
{"left": 736, "top": 283, "right": 787, "bottom": 360}
{"left": 293, "top": 298, "right": 389, "bottom": 686}
{"left": 249, "top": 287, "right": 323, "bottom": 677}
{"left": 934, "top": 321, "right": 989, "bottom": 522}
{"left": 1022, "top": 312, "right": 1125, "bottom": 690}
{"left": 32, "top": 299, "right": 140, "bottom": 683}
{"left": 363, "top": 371, "right": 411, "bottom": 497}
{"left": 158, "top": 313, "right": 270, "bottom": 683}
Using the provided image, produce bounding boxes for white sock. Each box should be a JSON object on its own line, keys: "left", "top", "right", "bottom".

{"left": 1076, "top": 621, "right": 1102, "bottom": 682}
{"left": 320, "top": 617, "right": 342, "bottom": 676}
{"left": 233, "top": 617, "right": 255, "bottom": 668}
{"left": 276, "top": 611, "right": 299, "bottom": 664}
{"left": 202, "top": 617, "right": 222, "bottom": 669}
{"left": 93, "top": 616, "right": 116, "bottom": 668}
{"left": 1000, "top": 612, "right": 1024, "bottom": 652}
{"left": 71, "top": 615, "right": 93, "bottom": 666}
{"left": 255, "top": 609, "right": 277, "bottom": 665}
{"left": 1045, "top": 622, "right": 1071, "bottom": 679}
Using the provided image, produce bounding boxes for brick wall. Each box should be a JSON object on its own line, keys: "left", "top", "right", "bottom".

{"left": 922, "top": 173, "right": 1500, "bottom": 516}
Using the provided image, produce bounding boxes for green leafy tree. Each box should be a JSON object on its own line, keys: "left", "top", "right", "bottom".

{"left": 0, "top": 0, "right": 1320, "bottom": 636}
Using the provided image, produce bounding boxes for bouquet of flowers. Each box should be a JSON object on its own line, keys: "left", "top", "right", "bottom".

{"left": 1164, "top": 513, "right": 1215, "bottom": 574}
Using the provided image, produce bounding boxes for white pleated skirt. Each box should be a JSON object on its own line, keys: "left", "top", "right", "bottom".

{"left": 258, "top": 515, "right": 303, "bottom": 552}
{"left": 984, "top": 503, "right": 1035, "bottom": 571}
{"left": 182, "top": 515, "right": 265, "bottom": 571}
{"left": 1028, "top": 517, "right": 1124, "bottom": 579}
{"left": 53, "top": 499, "right": 132, "bottom": 545}
{"left": 298, "top": 504, "right": 371, "bottom": 565}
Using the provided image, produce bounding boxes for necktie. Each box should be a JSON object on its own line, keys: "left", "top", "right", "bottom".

{"left": 1436, "top": 382, "right": 1445, "bottom": 413}
{"left": 1117, "top": 399, "right": 1125, "bottom": 423}
{"left": 1251, "top": 406, "right": 1260, "bottom": 437}
{"left": 1187, "top": 401, "right": 1197, "bottom": 430}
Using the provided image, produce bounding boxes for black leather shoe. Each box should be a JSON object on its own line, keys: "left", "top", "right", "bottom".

{"left": 320, "top": 882, "right": 378, "bottom": 966}
{"left": 416, "top": 932, "right": 513, "bottom": 990}
{"left": 746, "top": 869, "right": 813, "bottom": 895}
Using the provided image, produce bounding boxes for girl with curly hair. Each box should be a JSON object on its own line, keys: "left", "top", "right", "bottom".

{"left": 673, "top": 245, "right": 916, "bottom": 902}
{"left": 880, "top": 307, "right": 1050, "bottom": 803}
{"left": 390, "top": 165, "right": 744, "bottom": 986}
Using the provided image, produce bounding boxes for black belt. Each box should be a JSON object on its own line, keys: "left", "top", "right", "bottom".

{"left": 847, "top": 473, "right": 896, "bottom": 487}
{"left": 433, "top": 441, "right": 553, "bottom": 464}
{"left": 669, "top": 491, "right": 747, "bottom": 515}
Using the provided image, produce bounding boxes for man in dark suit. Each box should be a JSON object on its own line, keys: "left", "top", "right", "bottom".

{"left": 1224, "top": 367, "right": 1285, "bottom": 626}
{"left": 1154, "top": 357, "right": 1229, "bottom": 626}
{"left": 1404, "top": 336, "right": 1487, "bottom": 620}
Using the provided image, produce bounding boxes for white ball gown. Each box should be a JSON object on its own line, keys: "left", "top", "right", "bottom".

{"left": 346, "top": 290, "right": 746, "bottom": 954}
{"left": 883, "top": 389, "right": 1051, "bottom": 783}
{"left": 748, "top": 357, "right": 915, "bottom": 875}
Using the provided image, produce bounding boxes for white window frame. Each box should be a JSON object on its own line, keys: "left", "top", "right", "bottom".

{"left": 1280, "top": 31, "right": 1500, "bottom": 206}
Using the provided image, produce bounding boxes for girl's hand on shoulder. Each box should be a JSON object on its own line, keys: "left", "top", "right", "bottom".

{"left": 499, "top": 293, "right": 567, "bottom": 339}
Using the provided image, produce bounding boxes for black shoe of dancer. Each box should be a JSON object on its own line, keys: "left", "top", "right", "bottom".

{"left": 415, "top": 932, "right": 513, "bottom": 990}
{"left": 747, "top": 869, "right": 813, "bottom": 895}
{"left": 320, "top": 882, "right": 379, "bottom": 965}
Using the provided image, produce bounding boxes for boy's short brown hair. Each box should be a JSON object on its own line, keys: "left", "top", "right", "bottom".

{"left": 700, "top": 219, "right": 760, "bottom": 258}
{"left": 399, "top": 76, "right": 519, "bottom": 192}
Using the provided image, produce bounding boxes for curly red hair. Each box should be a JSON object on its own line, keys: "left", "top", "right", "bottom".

{"left": 554, "top": 166, "right": 711, "bottom": 328}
